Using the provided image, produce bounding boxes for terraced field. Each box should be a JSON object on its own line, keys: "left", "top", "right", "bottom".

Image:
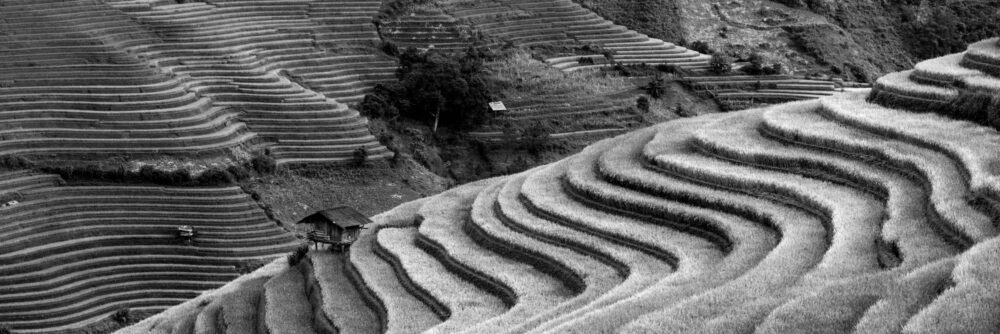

{"left": 381, "top": 9, "right": 472, "bottom": 53}
{"left": 428, "top": 0, "right": 709, "bottom": 72}
{"left": 135, "top": 72, "right": 1000, "bottom": 332}
{"left": 1, "top": 0, "right": 391, "bottom": 166}
{"left": 0, "top": 171, "right": 302, "bottom": 332}
{"left": 871, "top": 37, "right": 1000, "bottom": 122}
{"left": 684, "top": 75, "right": 839, "bottom": 111}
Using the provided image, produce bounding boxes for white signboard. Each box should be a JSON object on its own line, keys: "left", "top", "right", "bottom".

{"left": 489, "top": 101, "right": 507, "bottom": 112}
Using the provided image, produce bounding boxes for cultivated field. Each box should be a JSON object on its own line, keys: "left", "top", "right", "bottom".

{"left": 131, "top": 60, "right": 1000, "bottom": 332}
{"left": 1, "top": 0, "right": 393, "bottom": 167}
{"left": 7, "top": 0, "right": 1000, "bottom": 331}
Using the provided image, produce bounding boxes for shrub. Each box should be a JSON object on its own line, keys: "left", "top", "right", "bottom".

{"left": 234, "top": 258, "right": 269, "bottom": 274}
{"left": 710, "top": 54, "right": 733, "bottom": 75}
{"left": 0, "top": 155, "right": 31, "bottom": 170}
{"left": 578, "top": 57, "right": 595, "bottom": 65}
{"left": 689, "top": 40, "right": 714, "bottom": 54}
{"left": 0, "top": 324, "right": 11, "bottom": 334}
{"left": 353, "top": 148, "right": 369, "bottom": 166}
{"left": 845, "top": 63, "right": 869, "bottom": 83}
{"left": 645, "top": 76, "right": 668, "bottom": 99}
{"left": 656, "top": 64, "right": 680, "bottom": 74}
{"left": 741, "top": 53, "right": 766, "bottom": 75}
{"left": 251, "top": 154, "right": 276, "bottom": 174}
{"left": 287, "top": 244, "right": 310, "bottom": 266}
{"left": 0, "top": 192, "right": 23, "bottom": 204}
{"left": 763, "top": 63, "right": 783, "bottom": 75}
{"left": 196, "top": 168, "right": 235, "bottom": 185}
{"left": 521, "top": 122, "right": 552, "bottom": 155}
{"left": 676, "top": 103, "right": 691, "bottom": 117}
{"left": 380, "top": 40, "right": 400, "bottom": 57}
{"left": 111, "top": 308, "right": 131, "bottom": 324}
{"left": 358, "top": 84, "right": 401, "bottom": 120}
{"left": 227, "top": 165, "right": 250, "bottom": 181}
{"left": 637, "top": 96, "right": 651, "bottom": 113}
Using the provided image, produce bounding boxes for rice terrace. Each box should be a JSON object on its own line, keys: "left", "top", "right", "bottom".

{"left": 1, "top": 0, "right": 1000, "bottom": 333}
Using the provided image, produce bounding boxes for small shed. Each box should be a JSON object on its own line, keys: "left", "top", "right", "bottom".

{"left": 299, "top": 206, "right": 371, "bottom": 251}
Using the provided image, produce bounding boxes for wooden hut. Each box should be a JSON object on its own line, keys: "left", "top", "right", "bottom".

{"left": 298, "top": 206, "right": 371, "bottom": 251}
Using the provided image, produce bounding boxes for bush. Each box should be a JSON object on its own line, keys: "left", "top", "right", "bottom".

{"left": 111, "top": 308, "right": 131, "bottom": 324}
{"left": 353, "top": 148, "right": 369, "bottom": 166}
{"left": 0, "top": 192, "right": 23, "bottom": 204}
{"left": 689, "top": 40, "right": 714, "bottom": 54}
{"left": 250, "top": 154, "right": 276, "bottom": 174}
{"left": 287, "top": 244, "right": 310, "bottom": 267}
{"left": 380, "top": 40, "right": 400, "bottom": 57}
{"left": 227, "top": 165, "right": 250, "bottom": 181}
{"left": 0, "top": 155, "right": 31, "bottom": 170}
{"left": 578, "top": 57, "right": 595, "bottom": 65}
{"left": 676, "top": 103, "right": 691, "bottom": 117}
{"left": 235, "top": 258, "right": 270, "bottom": 274}
{"left": 763, "top": 63, "right": 783, "bottom": 75}
{"left": 521, "top": 122, "right": 552, "bottom": 155}
{"left": 196, "top": 168, "right": 235, "bottom": 185}
{"left": 636, "top": 96, "right": 651, "bottom": 113}
{"left": 0, "top": 323, "right": 10, "bottom": 334}
{"left": 645, "top": 76, "right": 668, "bottom": 99}
{"left": 741, "top": 53, "right": 766, "bottom": 75}
{"left": 710, "top": 54, "right": 733, "bottom": 75}
{"left": 656, "top": 64, "right": 680, "bottom": 74}
{"left": 845, "top": 63, "right": 869, "bottom": 83}
{"left": 358, "top": 84, "right": 401, "bottom": 120}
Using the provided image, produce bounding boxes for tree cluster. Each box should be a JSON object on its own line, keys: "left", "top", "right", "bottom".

{"left": 359, "top": 47, "right": 494, "bottom": 132}
{"left": 740, "top": 53, "right": 783, "bottom": 75}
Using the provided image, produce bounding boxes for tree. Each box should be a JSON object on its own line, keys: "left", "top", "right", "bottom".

{"left": 742, "top": 53, "right": 766, "bottom": 75}
{"left": 710, "top": 54, "right": 733, "bottom": 75}
{"left": 689, "top": 40, "right": 714, "bottom": 54}
{"left": 644, "top": 76, "right": 668, "bottom": 99}
{"left": 393, "top": 48, "right": 493, "bottom": 132}
{"left": 636, "top": 96, "right": 650, "bottom": 113}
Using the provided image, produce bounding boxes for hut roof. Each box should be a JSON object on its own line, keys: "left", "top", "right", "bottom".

{"left": 306, "top": 206, "right": 371, "bottom": 228}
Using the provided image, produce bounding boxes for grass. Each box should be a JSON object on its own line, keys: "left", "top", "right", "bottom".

{"left": 853, "top": 259, "right": 956, "bottom": 334}
{"left": 117, "top": 258, "right": 288, "bottom": 334}
{"left": 959, "top": 74, "right": 1000, "bottom": 93}
{"left": 874, "top": 70, "right": 958, "bottom": 102}
{"left": 346, "top": 198, "right": 441, "bottom": 334}
{"left": 822, "top": 92, "right": 1000, "bottom": 210}
{"left": 494, "top": 172, "right": 672, "bottom": 334}
{"left": 652, "top": 133, "right": 885, "bottom": 279}
{"left": 904, "top": 237, "right": 1000, "bottom": 333}
{"left": 549, "top": 123, "right": 780, "bottom": 333}
{"left": 220, "top": 278, "right": 268, "bottom": 334}
{"left": 193, "top": 298, "right": 223, "bottom": 334}
{"left": 375, "top": 226, "right": 506, "bottom": 334}
{"left": 912, "top": 53, "right": 981, "bottom": 84}
{"left": 489, "top": 49, "right": 634, "bottom": 99}
{"left": 467, "top": 181, "right": 621, "bottom": 333}
{"left": 262, "top": 267, "right": 316, "bottom": 334}
{"left": 594, "top": 118, "right": 823, "bottom": 332}
{"left": 764, "top": 96, "right": 996, "bottom": 247}
{"left": 695, "top": 104, "right": 954, "bottom": 266}
{"left": 310, "top": 251, "right": 379, "bottom": 334}
{"left": 754, "top": 278, "right": 884, "bottom": 334}
{"left": 414, "top": 181, "right": 573, "bottom": 333}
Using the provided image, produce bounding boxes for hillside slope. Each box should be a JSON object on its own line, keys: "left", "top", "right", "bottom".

{"left": 130, "top": 39, "right": 1000, "bottom": 334}
{"left": 1, "top": 0, "right": 392, "bottom": 167}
